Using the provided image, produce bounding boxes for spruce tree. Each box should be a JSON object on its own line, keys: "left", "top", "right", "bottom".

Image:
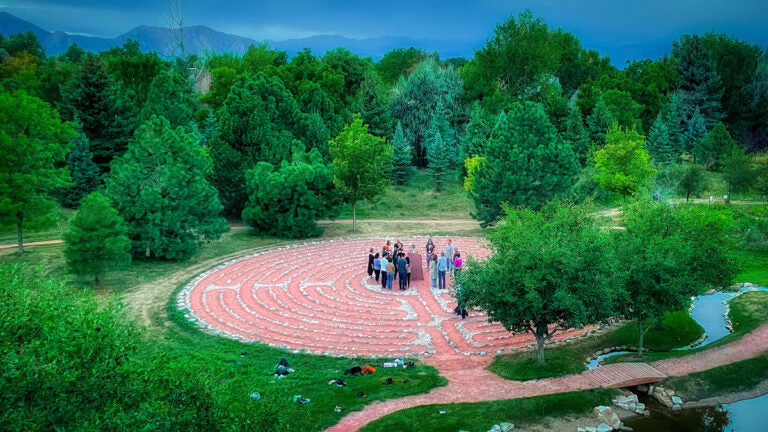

{"left": 199, "top": 112, "right": 219, "bottom": 148}
{"left": 425, "top": 119, "right": 453, "bottom": 192}
{"left": 105, "top": 115, "right": 228, "bottom": 260}
{"left": 63, "top": 120, "right": 101, "bottom": 207}
{"left": 695, "top": 122, "right": 736, "bottom": 170}
{"left": 64, "top": 191, "right": 131, "bottom": 284}
{"left": 685, "top": 107, "right": 708, "bottom": 153}
{"left": 354, "top": 72, "right": 393, "bottom": 138}
{"left": 673, "top": 34, "right": 725, "bottom": 128}
{"left": 58, "top": 55, "right": 136, "bottom": 171}
{"left": 586, "top": 97, "right": 615, "bottom": 147}
{"left": 564, "top": 104, "right": 591, "bottom": 166}
{"left": 137, "top": 69, "right": 196, "bottom": 130}
{"left": 646, "top": 112, "right": 675, "bottom": 165}
{"left": 471, "top": 102, "right": 580, "bottom": 226}
{"left": 391, "top": 122, "right": 412, "bottom": 184}
{"left": 460, "top": 103, "right": 491, "bottom": 160}
{"left": 664, "top": 93, "right": 686, "bottom": 155}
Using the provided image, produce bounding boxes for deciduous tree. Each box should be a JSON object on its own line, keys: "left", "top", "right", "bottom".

{"left": 593, "top": 125, "right": 656, "bottom": 197}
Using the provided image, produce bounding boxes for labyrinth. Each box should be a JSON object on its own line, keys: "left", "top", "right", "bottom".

{"left": 178, "top": 237, "right": 589, "bottom": 357}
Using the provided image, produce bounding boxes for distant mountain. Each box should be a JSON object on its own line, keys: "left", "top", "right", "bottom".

{"left": 0, "top": 11, "right": 479, "bottom": 60}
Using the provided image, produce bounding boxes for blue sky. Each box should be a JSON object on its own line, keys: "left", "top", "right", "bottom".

{"left": 2, "top": 0, "right": 767, "bottom": 48}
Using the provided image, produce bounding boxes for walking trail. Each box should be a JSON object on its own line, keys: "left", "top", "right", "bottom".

{"left": 325, "top": 323, "right": 768, "bottom": 431}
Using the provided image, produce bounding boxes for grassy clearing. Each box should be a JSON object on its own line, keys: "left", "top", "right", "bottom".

{"left": 663, "top": 353, "right": 768, "bottom": 401}
{"left": 0, "top": 207, "right": 74, "bottom": 245}
{"left": 336, "top": 170, "right": 475, "bottom": 220}
{"left": 604, "top": 291, "right": 768, "bottom": 365}
{"left": 489, "top": 311, "right": 703, "bottom": 381}
{"left": 733, "top": 249, "right": 768, "bottom": 286}
{"left": 359, "top": 388, "right": 618, "bottom": 432}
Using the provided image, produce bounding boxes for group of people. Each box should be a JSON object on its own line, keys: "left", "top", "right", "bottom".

{"left": 365, "top": 238, "right": 463, "bottom": 291}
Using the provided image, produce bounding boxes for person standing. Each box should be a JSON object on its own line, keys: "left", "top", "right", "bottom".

{"left": 425, "top": 237, "right": 435, "bottom": 267}
{"left": 429, "top": 255, "right": 438, "bottom": 288}
{"left": 373, "top": 252, "right": 381, "bottom": 282}
{"left": 385, "top": 258, "right": 396, "bottom": 290}
{"left": 380, "top": 254, "right": 389, "bottom": 289}
{"left": 453, "top": 252, "right": 463, "bottom": 278}
{"left": 367, "top": 248, "right": 375, "bottom": 279}
{"left": 396, "top": 253, "right": 408, "bottom": 291}
{"left": 437, "top": 252, "right": 447, "bottom": 289}
{"left": 445, "top": 239, "right": 454, "bottom": 273}
{"left": 405, "top": 255, "right": 412, "bottom": 288}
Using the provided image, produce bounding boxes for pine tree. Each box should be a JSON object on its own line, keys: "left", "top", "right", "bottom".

{"left": 664, "top": 93, "right": 686, "bottom": 155}
{"left": 425, "top": 118, "right": 453, "bottom": 192}
{"left": 137, "top": 69, "right": 196, "bottom": 130}
{"left": 64, "top": 191, "right": 131, "bottom": 284}
{"left": 58, "top": 55, "right": 136, "bottom": 171}
{"left": 695, "top": 122, "right": 736, "bottom": 171}
{"left": 673, "top": 34, "right": 725, "bottom": 128}
{"left": 199, "top": 112, "right": 219, "bottom": 147}
{"left": 460, "top": 103, "right": 491, "bottom": 160}
{"left": 471, "top": 102, "right": 580, "bottom": 226}
{"left": 646, "top": 112, "right": 675, "bottom": 165}
{"left": 391, "top": 122, "right": 412, "bottom": 184}
{"left": 684, "top": 107, "right": 708, "bottom": 153}
{"left": 564, "top": 104, "right": 591, "bottom": 165}
{"left": 63, "top": 119, "right": 101, "bottom": 207}
{"left": 354, "top": 72, "right": 393, "bottom": 138}
{"left": 586, "top": 97, "right": 615, "bottom": 147}
{"left": 105, "top": 115, "right": 228, "bottom": 260}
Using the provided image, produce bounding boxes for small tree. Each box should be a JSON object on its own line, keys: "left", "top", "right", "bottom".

{"left": 425, "top": 119, "right": 453, "bottom": 192}
{"left": 390, "top": 122, "right": 412, "bottom": 184}
{"left": 586, "top": 97, "right": 615, "bottom": 147}
{"left": 460, "top": 102, "right": 491, "bottom": 160}
{"left": 722, "top": 147, "right": 754, "bottom": 200}
{"left": 137, "top": 69, "right": 196, "bottom": 130}
{"left": 616, "top": 201, "right": 737, "bottom": 354}
{"left": 695, "top": 122, "right": 735, "bottom": 171}
{"left": 593, "top": 125, "right": 656, "bottom": 197}
{"left": 63, "top": 121, "right": 101, "bottom": 207}
{"left": 64, "top": 191, "right": 131, "bottom": 284}
{"left": 677, "top": 164, "right": 707, "bottom": 202}
{"left": 458, "top": 202, "right": 616, "bottom": 365}
{"left": 0, "top": 91, "right": 74, "bottom": 253}
{"left": 684, "top": 107, "right": 707, "bottom": 154}
{"left": 329, "top": 115, "right": 393, "bottom": 230}
{"left": 564, "top": 104, "right": 591, "bottom": 166}
{"left": 646, "top": 112, "right": 675, "bottom": 165}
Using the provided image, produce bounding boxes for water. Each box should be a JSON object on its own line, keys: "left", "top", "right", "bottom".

{"left": 624, "top": 393, "right": 768, "bottom": 432}
{"left": 586, "top": 286, "right": 768, "bottom": 370}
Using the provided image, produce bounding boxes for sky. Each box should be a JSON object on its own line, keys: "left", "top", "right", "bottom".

{"left": 2, "top": 0, "right": 767, "bottom": 49}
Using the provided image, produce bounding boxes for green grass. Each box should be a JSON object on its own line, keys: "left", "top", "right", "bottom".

{"left": 336, "top": 170, "right": 475, "bottom": 220}
{"left": 604, "top": 291, "right": 768, "bottom": 365}
{"left": 663, "top": 353, "right": 768, "bottom": 401}
{"left": 733, "top": 249, "right": 768, "bottom": 286}
{"left": 488, "top": 311, "right": 703, "bottom": 381}
{"left": 0, "top": 207, "right": 74, "bottom": 245}
{"left": 359, "top": 388, "right": 618, "bottom": 432}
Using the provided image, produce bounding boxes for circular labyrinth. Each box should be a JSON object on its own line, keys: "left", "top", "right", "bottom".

{"left": 178, "top": 237, "right": 589, "bottom": 357}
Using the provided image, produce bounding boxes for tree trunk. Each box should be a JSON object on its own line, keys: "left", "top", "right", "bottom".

{"left": 655, "top": 314, "right": 664, "bottom": 330}
{"left": 535, "top": 324, "right": 547, "bottom": 365}
{"left": 94, "top": 275, "right": 100, "bottom": 287}
{"left": 686, "top": 191, "right": 690, "bottom": 203}
{"left": 352, "top": 203, "right": 356, "bottom": 231}
{"left": 637, "top": 318, "right": 645, "bottom": 357}
{"left": 16, "top": 211, "right": 24, "bottom": 254}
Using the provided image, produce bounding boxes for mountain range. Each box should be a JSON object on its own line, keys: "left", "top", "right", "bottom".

{"left": 0, "top": 11, "right": 669, "bottom": 66}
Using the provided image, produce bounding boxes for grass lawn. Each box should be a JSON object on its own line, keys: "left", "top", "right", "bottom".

{"left": 336, "top": 169, "right": 475, "bottom": 220}
{"left": 733, "top": 249, "right": 768, "bottom": 286}
{"left": 359, "top": 388, "right": 618, "bottom": 432}
{"left": 0, "top": 207, "right": 74, "bottom": 245}
{"left": 489, "top": 311, "right": 703, "bottom": 381}
{"left": 604, "top": 291, "right": 768, "bottom": 365}
{"left": 663, "top": 353, "right": 768, "bottom": 401}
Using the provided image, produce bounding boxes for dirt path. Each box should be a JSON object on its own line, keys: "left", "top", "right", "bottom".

{"left": 0, "top": 239, "right": 64, "bottom": 250}
{"left": 324, "top": 324, "right": 768, "bottom": 432}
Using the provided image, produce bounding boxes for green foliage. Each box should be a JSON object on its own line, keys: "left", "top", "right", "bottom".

{"left": 463, "top": 156, "right": 485, "bottom": 192}
{"left": 242, "top": 145, "right": 338, "bottom": 238}
{"left": 677, "top": 164, "right": 707, "bottom": 202}
{"left": 0, "top": 90, "right": 74, "bottom": 252}
{"left": 721, "top": 147, "right": 754, "bottom": 197}
{"left": 684, "top": 106, "right": 708, "bottom": 153}
{"left": 58, "top": 55, "right": 136, "bottom": 170}
{"left": 354, "top": 72, "right": 393, "bottom": 138}
{"left": 593, "top": 125, "right": 656, "bottom": 196}
{"left": 601, "top": 89, "right": 643, "bottom": 130}
{"left": 106, "top": 115, "right": 227, "bottom": 260}
{"left": 374, "top": 47, "right": 428, "bottom": 85}
{"left": 460, "top": 102, "right": 492, "bottom": 160}
{"left": 673, "top": 34, "right": 725, "bottom": 129}
{"left": 471, "top": 103, "right": 579, "bottom": 226}
{"left": 586, "top": 97, "right": 615, "bottom": 147}
{"left": 616, "top": 201, "right": 738, "bottom": 351}
{"left": 695, "top": 122, "right": 736, "bottom": 170}
{"left": 390, "top": 122, "right": 412, "bottom": 184}
{"left": 63, "top": 120, "right": 101, "bottom": 207}
{"left": 324, "top": 47, "right": 373, "bottom": 104}
{"left": 199, "top": 111, "right": 219, "bottom": 148}
{"left": 200, "top": 66, "right": 239, "bottom": 112}
{"left": 425, "top": 120, "right": 453, "bottom": 192}
{"left": 64, "top": 191, "right": 130, "bottom": 283}
{"left": 458, "top": 202, "right": 616, "bottom": 364}
{"left": 563, "top": 103, "right": 591, "bottom": 165}
{"left": 646, "top": 112, "right": 676, "bottom": 165}
{"left": 137, "top": 69, "right": 196, "bottom": 130}
{"left": 329, "top": 115, "right": 393, "bottom": 229}
{"left": 0, "top": 31, "right": 45, "bottom": 59}
{"left": 101, "top": 40, "right": 166, "bottom": 107}
{"left": 391, "top": 58, "right": 462, "bottom": 166}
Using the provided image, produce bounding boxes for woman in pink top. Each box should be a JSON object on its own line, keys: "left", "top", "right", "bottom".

{"left": 453, "top": 251, "right": 462, "bottom": 275}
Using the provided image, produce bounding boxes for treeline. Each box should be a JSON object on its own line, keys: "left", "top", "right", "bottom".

{"left": 2, "top": 10, "right": 768, "bottom": 266}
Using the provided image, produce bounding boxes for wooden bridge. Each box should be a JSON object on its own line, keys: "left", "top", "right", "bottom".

{"left": 585, "top": 362, "right": 668, "bottom": 388}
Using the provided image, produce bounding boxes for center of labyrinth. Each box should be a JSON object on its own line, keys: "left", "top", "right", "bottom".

{"left": 178, "top": 237, "right": 589, "bottom": 357}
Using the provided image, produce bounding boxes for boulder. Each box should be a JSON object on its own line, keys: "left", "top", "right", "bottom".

{"left": 499, "top": 423, "right": 514, "bottom": 432}
{"left": 597, "top": 424, "right": 614, "bottom": 432}
{"left": 593, "top": 406, "right": 622, "bottom": 429}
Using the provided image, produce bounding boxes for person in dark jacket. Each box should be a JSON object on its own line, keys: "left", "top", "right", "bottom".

{"left": 367, "top": 248, "right": 375, "bottom": 278}
{"left": 396, "top": 253, "right": 408, "bottom": 290}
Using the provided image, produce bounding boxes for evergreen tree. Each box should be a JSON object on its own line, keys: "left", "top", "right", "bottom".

{"left": 137, "top": 69, "right": 196, "bottom": 130}
{"left": 471, "top": 102, "right": 580, "bottom": 226}
{"left": 64, "top": 191, "right": 131, "bottom": 284}
{"left": 63, "top": 119, "right": 101, "bottom": 207}
{"left": 391, "top": 122, "right": 412, "bottom": 184}
{"left": 721, "top": 147, "right": 754, "bottom": 198}
{"left": 354, "top": 72, "right": 393, "bottom": 138}
{"left": 460, "top": 103, "right": 492, "bottom": 160}
{"left": 646, "top": 112, "right": 675, "bottom": 165}
{"left": 297, "top": 112, "right": 331, "bottom": 157}
{"left": 563, "top": 103, "right": 591, "bottom": 165}
{"left": 684, "top": 107, "right": 708, "bottom": 153}
{"left": 673, "top": 34, "right": 725, "bottom": 128}
{"left": 695, "top": 122, "right": 736, "bottom": 171}
{"left": 199, "top": 112, "right": 219, "bottom": 148}
{"left": 586, "top": 97, "right": 615, "bottom": 147}
{"left": 665, "top": 93, "right": 686, "bottom": 154}
{"left": 58, "top": 55, "right": 136, "bottom": 171}
{"left": 105, "top": 116, "right": 228, "bottom": 260}
{"left": 425, "top": 119, "right": 453, "bottom": 192}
